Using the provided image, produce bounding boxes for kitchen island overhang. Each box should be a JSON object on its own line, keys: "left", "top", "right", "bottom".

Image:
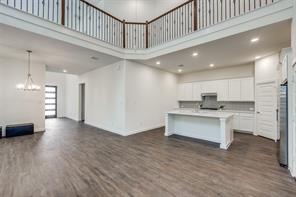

{"left": 165, "top": 110, "right": 234, "bottom": 150}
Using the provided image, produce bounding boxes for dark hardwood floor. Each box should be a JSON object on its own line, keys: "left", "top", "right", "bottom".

{"left": 0, "top": 118, "right": 295, "bottom": 197}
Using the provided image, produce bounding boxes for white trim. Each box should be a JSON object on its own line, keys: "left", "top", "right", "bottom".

{"left": 84, "top": 121, "right": 126, "bottom": 136}
{"left": 35, "top": 128, "right": 45, "bottom": 132}
{"left": 124, "top": 125, "right": 164, "bottom": 136}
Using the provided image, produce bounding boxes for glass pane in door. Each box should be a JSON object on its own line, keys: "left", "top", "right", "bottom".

{"left": 45, "top": 86, "right": 57, "bottom": 118}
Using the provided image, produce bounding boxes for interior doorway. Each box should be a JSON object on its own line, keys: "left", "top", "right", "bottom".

{"left": 79, "top": 83, "right": 85, "bottom": 122}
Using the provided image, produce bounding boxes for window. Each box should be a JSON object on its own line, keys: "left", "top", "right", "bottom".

{"left": 45, "top": 86, "right": 57, "bottom": 118}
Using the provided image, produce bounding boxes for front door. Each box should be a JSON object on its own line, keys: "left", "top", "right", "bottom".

{"left": 255, "top": 82, "right": 277, "bottom": 141}
{"left": 45, "top": 86, "right": 57, "bottom": 119}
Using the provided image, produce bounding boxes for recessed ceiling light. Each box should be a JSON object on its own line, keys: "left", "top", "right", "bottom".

{"left": 251, "top": 38, "right": 259, "bottom": 43}
{"left": 209, "top": 64, "right": 215, "bottom": 68}
{"left": 192, "top": 52, "right": 198, "bottom": 57}
{"left": 178, "top": 69, "right": 183, "bottom": 73}
{"left": 63, "top": 69, "right": 67, "bottom": 73}
{"left": 156, "top": 61, "right": 160, "bottom": 65}
{"left": 255, "top": 56, "right": 261, "bottom": 60}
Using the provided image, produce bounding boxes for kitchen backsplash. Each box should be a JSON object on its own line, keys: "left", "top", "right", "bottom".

{"left": 179, "top": 101, "right": 255, "bottom": 111}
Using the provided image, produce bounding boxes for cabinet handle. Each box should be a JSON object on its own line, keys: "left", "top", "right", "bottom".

{"left": 256, "top": 112, "right": 260, "bottom": 114}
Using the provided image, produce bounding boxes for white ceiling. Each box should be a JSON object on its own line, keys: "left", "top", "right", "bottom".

{"left": 0, "top": 20, "right": 291, "bottom": 75}
{"left": 0, "top": 25, "right": 121, "bottom": 75}
{"left": 136, "top": 20, "right": 291, "bottom": 74}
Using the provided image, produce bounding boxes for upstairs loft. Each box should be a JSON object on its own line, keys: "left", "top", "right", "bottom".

{"left": 0, "top": 0, "right": 294, "bottom": 59}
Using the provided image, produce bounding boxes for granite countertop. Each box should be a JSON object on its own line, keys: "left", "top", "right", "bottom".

{"left": 178, "top": 108, "right": 255, "bottom": 114}
{"left": 166, "top": 109, "right": 234, "bottom": 119}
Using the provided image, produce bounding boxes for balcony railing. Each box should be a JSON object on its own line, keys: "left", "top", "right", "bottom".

{"left": 1, "top": 0, "right": 278, "bottom": 49}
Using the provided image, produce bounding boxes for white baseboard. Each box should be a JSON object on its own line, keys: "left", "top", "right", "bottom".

{"left": 84, "top": 121, "right": 164, "bottom": 137}
{"left": 124, "top": 125, "right": 164, "bottom": 136}
{"left": 84, "top": 121, "right": 126, "bottom": 136}
{"left": 35, "top": 128, "right": 45, "bottom": 132}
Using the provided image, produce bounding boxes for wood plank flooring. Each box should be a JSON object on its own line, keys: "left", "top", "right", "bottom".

{"left": 0, "top": 118, "right": 295, "bottom": 197}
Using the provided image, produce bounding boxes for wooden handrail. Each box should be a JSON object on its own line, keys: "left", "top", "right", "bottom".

{"left": 148, "top": 0, "right": 194, "bottom": 24}
{"left": 2, "top": 0, "right": 278, "bottom": 49}
{"left": 58, "top": 0, "right": 274, "bottom": 49}
{"left": 80, "top": 0, "right": 123, "bottom": 22}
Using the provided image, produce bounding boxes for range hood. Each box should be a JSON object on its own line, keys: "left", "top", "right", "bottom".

{"left": 201, "top": 93, "right": 217, "bottom": 97}
{"left": 201, "top": 93, "right": 218, "bottom": 110}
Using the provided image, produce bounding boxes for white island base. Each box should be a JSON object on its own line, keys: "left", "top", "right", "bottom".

{"left": 165, "top": 110, "right": 234, "bottom": 150}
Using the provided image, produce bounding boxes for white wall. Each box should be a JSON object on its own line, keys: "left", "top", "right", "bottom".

{"left": 65, "top": 75, "right": 80, "bottom": 121}
{"left": 124, "top": 60, "right": 178, "bottom": 135}
{"left": 179, "top": 64, "right": 254, "bottom": 83}
{"left": 74, "top": 60, "right": 178, "bottom": 136}
{"left": 92, "top": 0, "right": 186, "bottom": 22}
{"left": 79, "top": 61, "right": 126, "bottom": 135}
{"left": 45, "top": 72, "right": 66, "bottom": 117}
{"left": 0, "top": 57, "right": 45, "bottom": 134}
{"left": 292, "top": 1, "right": 296, "bottom": 65}
{"left": 255, "top": 54, "right": 280, "bottom": 84}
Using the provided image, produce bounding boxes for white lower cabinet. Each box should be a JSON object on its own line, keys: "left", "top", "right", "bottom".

{"left": 233, "top": 113, "right": 240, "bottom": 130}
{"left": 239, "top": 116, "right": 254, "bottom": 132}
{"left": 233, "top": 112, "right": 255, "bottom": 133}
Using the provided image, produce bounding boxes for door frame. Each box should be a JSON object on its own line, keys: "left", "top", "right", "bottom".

{"left": 45, "top": 85, "right": 57, "bottom": 119}
{"left": 254, "top": 80, "right": 278, "bottom": 141}
{"left": 78, "top": 83, "right": 85, "bottom": 122}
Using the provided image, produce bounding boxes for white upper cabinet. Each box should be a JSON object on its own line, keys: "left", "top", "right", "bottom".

{"left": 177, "top": 77, "right": 254, "bottom": 102}
{"left": 217, "top": 80, "right": 229, "bottom": 101}
{"left": 178, "top": 83, "right": 193, "bottom": 101}
{"left": 192, "top": 82, "right": 202, "bottom": 101}
{"left": 241, "top": 78, "right": 254, "bottom": 101}
{"left": 228, "top": 79, "right": 241, "bottom": 101}
{"left": 201, "top": 81, "right": 217, "bottom": 93}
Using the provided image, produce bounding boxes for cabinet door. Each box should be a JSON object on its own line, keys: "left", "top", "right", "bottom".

{"left": 177, "top": 84, "right": 186, "bottom": 101}
{"left": 229, "top": 79, "right": 241, "bottom": 101}
{"left": 239, "top": 116, "right": 254, "bottom": 132}
{"left": 241, "top": 78, "right": 254, "bottom": 101}
{"left": 217, "top": 80, "right": 229, "bottom": 101}
{"left": 184, "top": 83, "right": 193, "bottom": 101}
{"left": 233, "top": 114, "right": 240, "bottom": 130}
{"left": 201, "top": 81, "right": 217, "bottom": 93}
{"left": 192, "top": 82, "right": 202, "bottom": 101}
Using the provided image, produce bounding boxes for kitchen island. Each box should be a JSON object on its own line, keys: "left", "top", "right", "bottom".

{"left": 165, "top": 109, "right": 234, "bottom": 149}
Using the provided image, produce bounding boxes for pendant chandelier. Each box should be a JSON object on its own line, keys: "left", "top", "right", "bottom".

{"left": 16, "top": 50, "right": 41, "bottom": 91}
